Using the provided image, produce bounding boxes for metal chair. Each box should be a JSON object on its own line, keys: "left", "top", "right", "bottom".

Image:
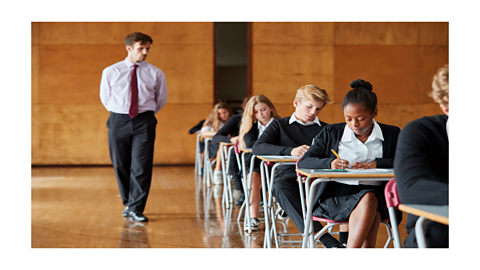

{"left": 384, "top": 178, "right": 402, "bottom": 248}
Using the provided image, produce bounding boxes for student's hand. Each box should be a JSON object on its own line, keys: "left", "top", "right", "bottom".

{"left": 350, "top": 161, "right": 376, "bottom": 169}
{"left": 291, "top": 145, "right": 310, "bottom": 156}
{"left": 331, "top": 159, "right": 350, "bottom": 169}
{"left": 230, "top": 136, "right": 239, "bottom": 143}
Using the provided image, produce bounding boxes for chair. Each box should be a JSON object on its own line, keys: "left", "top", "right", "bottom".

{"left": 202, "top": 137, "right": 215, "bottom": 187}
{"left": 384, "top": 178, "right": 402, "bottom": 248}
{"left": 194, "top": 132, "right": 202, "bottom": 176}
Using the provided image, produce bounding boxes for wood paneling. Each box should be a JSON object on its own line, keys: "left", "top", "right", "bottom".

{"left": 39, "top": 22, "right": 129, "bottom": 45}
{"left": 419, "top": 46, "right": 449, "bottom": 103}
{"left": 334, "top": 45, "right": 420, "bottom": 104}
{"left": 128, "top": 22, "right": 214, "bottom": 45}
{"left": 252, "top": 45, "right": 334, "bottom": 103}
{"left": 252, "top": 22, "right": 334, "bottom": 45}
{"left": 335, "top": 22, "right": 419, "bottom": 45}
{"left": 419, "top": 22, "right": 449, "bottom": 45}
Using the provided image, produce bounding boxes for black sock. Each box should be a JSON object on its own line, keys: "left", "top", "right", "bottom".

{"left": 339, "top": 231, "right": 349, "bottom": 245}
{"left": 319, "top": 233, "right": 341, "bottom": 248}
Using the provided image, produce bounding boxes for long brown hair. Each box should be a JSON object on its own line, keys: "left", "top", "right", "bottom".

{"left": 202, "top": 102, "right": 232, "bottom": 132}
{"left": 239, "top": 95, "right": 280, "bottom": 148}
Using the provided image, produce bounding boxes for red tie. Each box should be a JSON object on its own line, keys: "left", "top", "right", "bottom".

{"left": 129, "top": 65, "right": 139, "bottom": 118}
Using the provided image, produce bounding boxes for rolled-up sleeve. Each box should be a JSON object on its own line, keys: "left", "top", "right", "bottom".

{"left": 155, "top": 71, "right": 168, "bottom": 114}
{"left": 99, "top": 68, "right": 111, "bottom": 111}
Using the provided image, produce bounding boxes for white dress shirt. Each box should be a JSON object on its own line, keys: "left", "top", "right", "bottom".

{"left": 257, "top": 118, "right": 274, "bottom": 138}
{"left": 288, "top": 113, "right": 322, "bottom": 126}
{"left": 337, "top": 120, "right": 384, "bottom": 185}
{"left": 100, "top": 57, "right": 168, "bottom": 114}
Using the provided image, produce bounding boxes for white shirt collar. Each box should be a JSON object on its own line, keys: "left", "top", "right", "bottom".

{"left": 258, "top": 118, "right": 274, "bottom": 129}
{"left": 341, "top": 119, "right": 384, "bottom": 143}
{"left": 446, "top": 118, "right": 449, "bottom": 140}
{"left": 124, "top": 57, "right": 146, "bottom": 68}
{"left": 288, "top": 113, "right": 321, "bottom": 126}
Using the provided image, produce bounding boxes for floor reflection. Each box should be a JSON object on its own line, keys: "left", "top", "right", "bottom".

{"left": 119, "top": 218, "right": 151, "bottom": 248}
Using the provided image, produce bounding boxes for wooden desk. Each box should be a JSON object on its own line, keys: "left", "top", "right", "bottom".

{"left": 256, "top": 155, "right": 300, "bottom": 248}
{"left": 296, "top": 168, "right": 394, "bottom": 248}
{"left": 399, "top": 204, "right": 449, "bottom": 248}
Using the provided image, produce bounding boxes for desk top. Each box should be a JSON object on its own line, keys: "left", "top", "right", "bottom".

{"left": 296, "top": 168, "right": 394, "bottom": 178}
{"left": 399, "top": 204, "right": 449, "bottom": 225}
{"left": 239, "top": 147, "right": 252, "bottom": 153}
{"left": 257, "top": 155, "right": 300, "bottom": 162}
{"left": 219, "top": 142, "right": 235, "bottom": 146}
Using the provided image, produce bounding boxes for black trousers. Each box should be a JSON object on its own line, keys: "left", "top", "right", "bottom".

{"left": 107, "top": 111, "right": 157, "bottom": 214}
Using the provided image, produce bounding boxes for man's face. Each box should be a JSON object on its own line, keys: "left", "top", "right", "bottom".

{"left": 126, "top": 41, "right": 151, "bottom": 63}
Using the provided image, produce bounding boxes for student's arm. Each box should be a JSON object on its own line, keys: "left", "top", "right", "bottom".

{"left": 297, "top": 128, "right": 336, "bottom": 169}
{"left": 243, "top": 126, "right": 258, "bottom": 148}
{"left": 375, "top": 126, "right": 401, "bottom": 168}
{"left": 212, "top": 115, "right": 241, "bottom": 144}
{"left": 394, "top": 120, "right": 448, "bottom": 205}
{"left": 252, "top": 120, "right": 294, "bottom": 156}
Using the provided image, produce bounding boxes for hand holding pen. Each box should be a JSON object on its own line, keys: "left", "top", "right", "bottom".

{"left": 331, "top": 149, "right": 350, "bottom": 169}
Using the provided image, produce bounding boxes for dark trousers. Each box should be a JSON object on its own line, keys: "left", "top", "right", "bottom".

{"left": 271, "top": 177, "right": 324, "bottom": 233}
{"left": 107, "top": 111, "right": 157, "bottom": 214}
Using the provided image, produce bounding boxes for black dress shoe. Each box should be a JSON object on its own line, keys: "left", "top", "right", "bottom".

{"left": 235, "top": 193, "right": 245, "bottom": 205}
{"left": 122, "top": 207, "right": 129, "bottom": 217}
{"left": 128, "top": 211, "right": 149, "bottom": 222}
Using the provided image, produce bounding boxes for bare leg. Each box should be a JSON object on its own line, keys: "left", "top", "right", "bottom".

{"left": 346, "top": 192, "right": 379, "bottom": 248}
{"left": 215, "top": 148, "right": 222, "bottom": 171}
{"left": 362, "top": 212, "right": 381, "bottom": 248}
{"left": 248, "top": 172, "right": 261, "bottom": 218}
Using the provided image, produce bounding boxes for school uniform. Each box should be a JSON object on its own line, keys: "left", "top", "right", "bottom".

{"left": 212, "top": 114, "right": 243, "bottom": 190}
{"left": 252, "top": 114, "right": 328, "bottom": 233}
{"left": 394, "top": 114, "right": 449, "bottom": 248}
{"left": 243, "top": 118, "right": 274, "bottom": 174}
{"left": 298, "top": 121, "right": 401, "bottom": 224}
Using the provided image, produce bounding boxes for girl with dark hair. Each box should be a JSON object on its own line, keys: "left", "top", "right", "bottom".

{"left": 297, "top": 79, "right": 401, "bottom": 248}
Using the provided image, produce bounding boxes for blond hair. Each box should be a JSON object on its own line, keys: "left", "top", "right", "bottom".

{"left": 295, "top": 84, "right": 332, "bottom": 105}
{"left": 202, "top": 102, "right": 232, "bottom": 132}
{"left": 239, "top": 95, "right": 280, "bottom": 149}
{"left": 429, "top": 64, "right": 449, "bottom": 110}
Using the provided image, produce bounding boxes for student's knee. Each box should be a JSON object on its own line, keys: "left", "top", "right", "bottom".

{"left": 361, "top": 192, "right": 378, "bottom": 208}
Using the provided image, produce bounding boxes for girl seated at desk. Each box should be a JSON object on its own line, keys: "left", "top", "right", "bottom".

{"left": 252, "top": 85, "right": 345, "bottom": 248}
{"left": 200, "top": 102, "right": 232, "bottom": 178}
{"left": 297, "top": 79, "right": 401, "bottom": 248}
{"left": 238, "top": 95, "right": 280, "bottom": 230}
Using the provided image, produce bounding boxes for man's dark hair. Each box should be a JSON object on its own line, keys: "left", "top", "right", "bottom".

{"left": 124, "top": 32, "right": 153, "bottom": 47}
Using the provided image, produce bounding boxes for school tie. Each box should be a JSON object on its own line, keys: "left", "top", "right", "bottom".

{"left": 128, "top": 65, "right": 139, "bottom": 118}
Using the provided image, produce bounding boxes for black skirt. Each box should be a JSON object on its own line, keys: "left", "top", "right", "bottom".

{"left": 312, "top": 181, "right": 388, "bottom": 222}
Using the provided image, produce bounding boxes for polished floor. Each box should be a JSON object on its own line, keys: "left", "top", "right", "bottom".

{"left": 31, "top": 165, "right": 407, "bottom": 248}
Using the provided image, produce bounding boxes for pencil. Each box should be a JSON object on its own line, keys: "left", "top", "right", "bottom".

{"left": 331, "top": 149, "right": 341, "bottom": 159}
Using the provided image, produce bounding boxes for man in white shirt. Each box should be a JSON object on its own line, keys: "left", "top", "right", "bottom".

{"left": 100, "top": 32, "right": 168, "bottom": 222}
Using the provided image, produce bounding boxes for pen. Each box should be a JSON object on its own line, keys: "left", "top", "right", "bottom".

{"left": 331, "top": 149, "right": 341, "bottom": 159}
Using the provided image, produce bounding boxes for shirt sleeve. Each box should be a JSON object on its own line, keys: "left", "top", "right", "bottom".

{"left": 155, "top": 71, "right": 168, "bottom": 114}
{"left": 99, "top": 68, "right": 111, "bottom": 111}
{"left": 212, "top": 115, "right": 240, "bottom": 144}
{"left": 244, "top": 126, "right": 258, "bottom": 148}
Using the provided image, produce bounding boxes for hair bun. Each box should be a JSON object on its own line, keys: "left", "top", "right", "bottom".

{"left": 350, "top": 79, "right": 373, "bottom": 91}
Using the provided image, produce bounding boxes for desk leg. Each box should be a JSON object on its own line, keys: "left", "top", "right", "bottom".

{"left": 241, "top": 152, "right": 252, "bottom": 234}
{"left": 260, "top": 161, "right": 271, "bottom": 248}
{"left": 220, "top": 145, "right": 229, "bottom": 209}
{"left": 415, "top": 216, "right": 427, "bottom": 248}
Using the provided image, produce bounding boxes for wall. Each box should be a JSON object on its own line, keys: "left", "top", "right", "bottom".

{"left": 32, "top": 22, "right": 214, "bottom": 165}
{"left": 251, "top": 22, "right": 448, "bottom": 127}
{"left": 32, "top": 22, "right": 448, "bottom": 165}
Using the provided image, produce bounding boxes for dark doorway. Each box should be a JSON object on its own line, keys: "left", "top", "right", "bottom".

{"left": 215, "top": 22, "right": 248, "bottom": 114}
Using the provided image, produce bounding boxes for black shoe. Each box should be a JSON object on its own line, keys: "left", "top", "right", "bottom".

{"left": 128, "top": 211, "right": 149, "bottom": 222}
{"left": 326, "top": 243, "right": 346, "bottom": 249}
{"left": 122, "top": 207, "right": 129, "bottom": 217}
{"left": 235, "top": 193, "right": 245, "bottom": 205}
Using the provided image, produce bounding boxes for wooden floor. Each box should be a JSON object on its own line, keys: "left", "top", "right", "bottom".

{"left": 31, "top": 165, "right": 408, "bottom": 248}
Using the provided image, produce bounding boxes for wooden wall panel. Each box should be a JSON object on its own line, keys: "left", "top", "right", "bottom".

{"left": 335, "top": 22, "right": 419, "bottom": 45}
{"left": 419, "top": 22, "right": 449, "bottom": 45}
{"left": 334, "top": 45, "right": 420, "bottom": 105}
{"left": 252, "top": 22, "right": 334, "bottom": 45}
{"left": 252, "top": 45, "right": 334, "bottom": 104}
{"left": 39, "top": 22, "right": 129, "bottom": 45}
{"left": 128, "top": 22, "right": 214, "bottom": 45}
